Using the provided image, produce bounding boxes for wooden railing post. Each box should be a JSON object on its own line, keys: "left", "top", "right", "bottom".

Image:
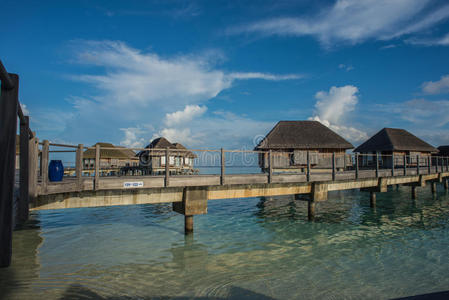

{"left": 18, "top": 116, "right": 30, "bottom": 224}
{"left": 306, "top": 150, "right": 310, "bottom": 182}
{"left": 0, "top": 72, "right": 18, "bottom": 267}
{"left": 428, "top": 156, "right": 431, "bottom": 174}
{"left": 332, "top": 152, "right": 336, "bottom": 181}
{"left": 355, "top": 153, "right": 359, "bottom": 179}
{"left": 391, "top": 153, "right": 395, "bottom": 177}
{"left": 220, "top": 148, "right": 225, "bottom": 185}
{"left": 28, "top": 136, "right": 38, "bottom": 204}
{"left": 41, "top": 140, "right": 49, "bottom": 193}
{"left": 76, "top": 144, "right": 83, "bottom": 191}
{"left": 94, "top": 144, "right": 100, "bottom": 190}
{"left": 268, "top": 150, "right": 273, "bottom": 183}
{"left": 165, "top": 147, "right": 170, "bottom": 187}
{"left": 417, "top": 155, "right": 420, "bottom": 175}
{"left": 375, "top": 152, "right": 379, "bottom": 178}
{"left": 403, "top": 154, "right": 407, "bottom": 176}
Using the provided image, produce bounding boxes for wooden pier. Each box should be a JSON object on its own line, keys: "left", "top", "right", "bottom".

{"left": 2, "top": 59, "right": 449, "bottom": 268}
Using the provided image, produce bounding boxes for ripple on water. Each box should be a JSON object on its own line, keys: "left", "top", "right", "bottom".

{"left": 1, "top": 188, "right": 449, "bottom": 299}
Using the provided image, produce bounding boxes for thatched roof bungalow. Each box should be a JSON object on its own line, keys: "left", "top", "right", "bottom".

{"left": 138, "top": 137, "right": 196, "bottom": 174}
{"left": 83, "top": 142, "right": 138, "bottom": 169}
{"left": 255, "top": 121, "right": 354, "bottom": 171}
{"left": 354, "top": 128, "right": 438, "bottom": 167}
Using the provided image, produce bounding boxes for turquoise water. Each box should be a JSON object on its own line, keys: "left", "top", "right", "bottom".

{"left": 1, "top": 185, "right": 449, "bottom": 299}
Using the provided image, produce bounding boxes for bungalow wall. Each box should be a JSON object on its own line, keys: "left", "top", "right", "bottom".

{"left": 358, "top": 151, "right": 432, "bottom": 168}
{"left": 259, "top": 149, "right": 351, "bottom": 170}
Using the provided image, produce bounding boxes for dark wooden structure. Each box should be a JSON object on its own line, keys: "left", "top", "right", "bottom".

{"left": 354, "top": 128, "right": 438, "bottom": 168}
{"left": 0, "top": 60, "right": 36, "bottom": 267}
{"left": 255, "top": 121, "right": 354, "bottom": 172}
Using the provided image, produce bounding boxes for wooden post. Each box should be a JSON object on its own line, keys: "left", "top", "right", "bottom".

{"left": 0, "top": 73, "right": 18, "bottom": 267}
{"left": 428, "top": 156, "right": 431, "bottom": 174}
{"left": 417, "top": 155, "right": 420, "bottom": 175}
{"left": 76, "top": 144, "right": 83, "bottom": 190}
{"left": 444, "top": 179, "right": 448, "bottom": 190}
{"left": 370, "top": 192, "right": 376, "bottom": 208}
{"left": 391, "top": 153, "right": 395, "bottom": 177}
{"left": 375, "top": 152, "right": 379, "bottom": 178}
{"left": 220, "top": 148, "right": 225, "bottom": 185}
{"left": 94, "top": 144, "right": 100, "bottom": 190}
{"left": 18, "top": 116, "right": 30, "bottom": 225}
{"left": 28, "top": 136, "right": 38, "bottom": 208}
{"left": 431, "top": 182, "right": 437, "bottom": 194}
{"left": 185, "top": 215, "right": 193, "bottom": 234}
{"left": 355, "top": 153, "right": 359, "bottom": 179}
{"left": 165, "top": 147, "right": 170, "bottom": 187}
{"left": 403, "top": 155, "right": 407, "bottom": 176}
{"left": 306, "top": 150, "right": 310, "bottom": 182}
{"left": 411, "top": 186, "right": 417, "bottom": 199}
{"left": 268, "top": 150, "right": 273, "bottom": 183}
{"left": 332, "top": 152, "right": 336, "bottom": 181}
{"left": 308, "top": 200, "right": 315, "bottom": 221}
{"left": 41, "top": 140, "right": 49, "bottom": 193}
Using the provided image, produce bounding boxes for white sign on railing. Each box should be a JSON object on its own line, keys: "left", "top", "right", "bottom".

{"left": 123, "top": 181, "right": 144, "bottom": 188}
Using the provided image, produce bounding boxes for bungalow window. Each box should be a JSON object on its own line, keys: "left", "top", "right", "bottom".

{"left": 161, "top": 156, "right": 166, "bottom": 165}
{"left": 175, "top": 157, "right": 180, "bottom": 166}
{"left": 184, "top": 157, "right": 189, "bottom": 165}
{"left": 169, "top": 156, "right": 175, "bottom": 165}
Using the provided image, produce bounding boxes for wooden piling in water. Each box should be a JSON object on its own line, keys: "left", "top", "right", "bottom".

{"left": 308, "top": 200, "right": 315, "bottom": 221}
{"left": 0, "top": 73, "right": 19, "bottom": 267}
{"left": 18, "top": 116, "right": 30, "bottom": 225}
{"left": 431, "top": 182, "right": 437, "bottom": 194}
{"left": 370, "top": 191, "right": 376, "bottom": 208}
{"left": 411, "top": 186, "right": 417, "bottom": 199}
{"left": 185, "top": 216, "right": 193, "bottom": 234}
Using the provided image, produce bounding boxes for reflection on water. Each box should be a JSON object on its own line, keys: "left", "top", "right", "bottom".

{"left": 1, "top": 186, "right": 449, "bottom": 299}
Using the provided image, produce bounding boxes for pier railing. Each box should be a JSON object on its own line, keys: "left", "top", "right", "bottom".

{"left": 34, "top": 141, "right": 449, "bottom": 193}
{"left": 0, "top": 60, "right": 37, "bottom": 267}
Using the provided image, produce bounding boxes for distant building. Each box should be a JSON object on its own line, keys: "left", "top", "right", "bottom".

{"left": 83, "top": 142, "right": 139, "bottom": 170}
{"left": 137, "top": 137, "right": 196, "bottom": 175}
{"left": 354, "top": 128, "right": 438, "bottom": 167}
{"left": 255, "top": 121, "right": 354, "bottom": 172}
{"left": 436, "top": 146, "right": 449, "bottom": 156}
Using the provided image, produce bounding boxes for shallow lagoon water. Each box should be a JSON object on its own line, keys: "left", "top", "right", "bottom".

{"left": 1, "top": 185, "right": 449, "bottom": 299}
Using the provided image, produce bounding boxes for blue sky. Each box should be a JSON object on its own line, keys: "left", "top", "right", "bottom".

{"left": 2, "top": 0, "right": 449, "bottom": 149}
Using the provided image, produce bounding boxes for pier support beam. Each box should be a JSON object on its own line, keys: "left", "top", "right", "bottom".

{"left": 411, "top": 186, "right": 417, "bottom": 199}
{"left": 185, "top": 216, "right": 194, "bottom": 234}
{"left": 370, "top": 192, "right": 376, "bottom": 208}
{"left": 311, "top": 182, "right": 328, "bottom": 202}
{"left": 308, "top": 200, "right": 315, "bottom": 221}
{"left": 173, "top": 187, "right": 208, "bottom": 234}
{"left": 444, "top": 179, "right": 448, "bottom": 190}
{"left": 431, "top": 182, "right": 437, "bottom": 194}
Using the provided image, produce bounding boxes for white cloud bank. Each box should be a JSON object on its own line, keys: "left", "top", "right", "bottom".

{"left": 309, "top": 85, "right": 368, "bottom": 143}
{"left": 229, "top": 0, "right": 449, "bottom": 46}
{"left": 422, "top": 75, "right": 449, "bottom": 95}
{"left": 53, "top": 40, "right": 300, "bottom": 148}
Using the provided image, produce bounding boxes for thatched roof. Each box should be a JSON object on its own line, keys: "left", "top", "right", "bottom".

{"left": 255, "top": 121, "right": 354, "bottom": 150}
{"left": 138, "top": 137, "right": 196, "bottom": 158}
{"left": 354, "top": 128, "right": 438, "bottom": 153}
{"left": 437, "top": 145, "right": 449, "bottom": 156}
{"left": 84, "top": 142, "right": 137, "bottom": 159}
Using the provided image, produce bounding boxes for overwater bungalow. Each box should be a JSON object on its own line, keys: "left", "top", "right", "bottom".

{"left": 354, "top": 128, "right": 438, "bottom": 167}
{"left": 436, "top": 145, "right": 449, "bottom": 156}
{"left": 83, "top": 142, "right": 139, "bottom": 170}
{"left": 137, "top": 137, "right": 196, "bottom": 175}
{"left": 255, "top": 121, "right": 354, "bottom": 172}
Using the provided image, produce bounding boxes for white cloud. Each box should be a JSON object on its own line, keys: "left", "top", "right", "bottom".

{"left": 379, "top": 99, "right": 449, "bottom": 127}
{"left": 338, "top": 64, "right": 353, "bottom": 71}
{"left": 120, "top": 126, "right": 154, "bottom": 148}
{"left": 310, "top": 85, "right": 368, "bottom": 143}
{"left": 228, "top": 72, "right": 302, "bottom": 81}
{"left": 407, "top": 33, "right": 449, "bottom": 46}
{"left": 229, "top": 0, "right": 449, "bottom": 46}
{"left": 422, "top": 75, "right": 449, "bottom": 94}
{"left": 164, "top": 105, "right": 207, "bottom": 127}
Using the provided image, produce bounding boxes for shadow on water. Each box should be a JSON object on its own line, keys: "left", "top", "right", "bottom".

{"left": 0, "top": 215, "right": 43, "bottom": 300}
{"left": 58, "top": 284, "right": 276, "bottom": 300}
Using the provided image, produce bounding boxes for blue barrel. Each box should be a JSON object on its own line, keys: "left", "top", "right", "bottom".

{"left": 48, "top": 160, "right": 64, "bottom": 182}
